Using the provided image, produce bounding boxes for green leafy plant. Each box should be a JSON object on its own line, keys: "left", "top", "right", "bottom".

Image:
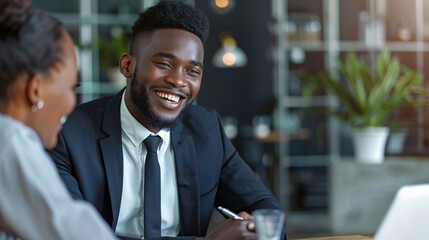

{"left": 98, "top": 28, "right": 130, "bottom": 72}
{"left": 302, "top": 50, "right": 428, "bottom": 128}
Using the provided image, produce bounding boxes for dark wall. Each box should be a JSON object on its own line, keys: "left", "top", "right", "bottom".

{"left": 196, "top": 0, "right": 274, "bottom": 126}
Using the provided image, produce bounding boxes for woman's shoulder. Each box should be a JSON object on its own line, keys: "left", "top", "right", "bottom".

{"left": 0, "top": 114, "right": 39, "bottom": 140}
{"left": 0, "top": 114, "right": 42, "bottom": 159}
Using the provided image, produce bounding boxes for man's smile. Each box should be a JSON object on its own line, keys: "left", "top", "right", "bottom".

{"left": 155, "top": 90, "right": 181, "bottom": 103}
{"left": 153, "top": 89, "right": 188, "bottom": 110}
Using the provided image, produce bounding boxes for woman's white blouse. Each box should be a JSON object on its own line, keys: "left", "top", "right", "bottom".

{"left": 0, "top": 114, "right": 117, "bottom": 240}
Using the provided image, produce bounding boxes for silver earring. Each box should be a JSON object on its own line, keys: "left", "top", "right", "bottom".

{"left": 31, "top": 100, "right": 44, "bottom": 112}
{"left": 37, "top": 100, "right": 44, "bottom": 110}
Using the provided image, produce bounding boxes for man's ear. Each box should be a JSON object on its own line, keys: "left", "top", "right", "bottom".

{"left": 26, "top": 74, "right": 44, "bottom": 106}
{"left": 119, "top": 53, "right": 135, "bottom": 79}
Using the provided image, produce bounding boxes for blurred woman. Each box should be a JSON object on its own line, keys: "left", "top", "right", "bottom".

{"left": 0, "top": 0, "right": 117, "bottom": 239}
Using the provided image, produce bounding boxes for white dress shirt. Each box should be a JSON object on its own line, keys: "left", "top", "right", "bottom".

{"left": 0, "top": 113, "right": 117, "bottom": 240}
{"left": 115, "top": 92, "right": 180, "bottom": 239}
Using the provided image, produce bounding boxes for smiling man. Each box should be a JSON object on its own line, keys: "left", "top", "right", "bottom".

{"left": 48, "top": 1, "right": 286, "bottom": 240}
{"left": 123, "top": 28, "right": 203, "bottom": 133}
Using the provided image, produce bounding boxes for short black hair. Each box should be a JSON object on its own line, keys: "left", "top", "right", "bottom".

{"left": 0, "top": 0, "right": 64, "bottom": 100}
{"left": 130, "top": 0, "right": 209, "bottom": 53}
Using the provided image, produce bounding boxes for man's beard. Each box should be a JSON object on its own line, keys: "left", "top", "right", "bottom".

{"left": 129, "top": 73, "right": 189, "bottom": 131}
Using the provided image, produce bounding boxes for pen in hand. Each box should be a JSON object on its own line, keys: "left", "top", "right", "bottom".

{"left": 217, "top": 206, "right": 244, "bottom": 220}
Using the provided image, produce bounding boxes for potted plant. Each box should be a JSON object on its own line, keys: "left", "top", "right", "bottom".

{"left": 98, "top": 27, "right": 130, "bottom": 90}
{"left": 302, "top": 50, "right": 427, "bottom": 163}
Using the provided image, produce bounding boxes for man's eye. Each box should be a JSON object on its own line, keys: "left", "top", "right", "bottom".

{"left": 157, "top": 62, "right": 171, "bottom": 68}
{"left": 188, "top": 68, "right": 200, "bottom": 76}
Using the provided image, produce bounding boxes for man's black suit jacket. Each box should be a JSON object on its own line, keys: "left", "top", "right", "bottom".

{"left": 48, "top": 90, "right": 286, "bottom": 239}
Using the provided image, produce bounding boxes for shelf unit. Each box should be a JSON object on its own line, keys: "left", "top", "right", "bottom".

{"left": 271, "top": 0, "right": 428, "bottom": 215}
{"left": 286, "top": 40, "right": 429, "bottom": 52}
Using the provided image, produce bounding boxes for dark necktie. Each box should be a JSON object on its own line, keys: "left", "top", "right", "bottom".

{"left": 143, "top": 135, "right": 162, "bottom": 239}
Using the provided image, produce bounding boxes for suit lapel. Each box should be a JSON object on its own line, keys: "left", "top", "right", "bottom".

{"left": 99, "top": 90, "right": 124, "bottom": 229}
{"left": 171, "top": 122, "right": 201, "bottom": 236}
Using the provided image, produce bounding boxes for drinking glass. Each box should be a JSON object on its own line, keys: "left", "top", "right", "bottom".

{"left": 253, "top": 209, "right": 285, "bottom": 240}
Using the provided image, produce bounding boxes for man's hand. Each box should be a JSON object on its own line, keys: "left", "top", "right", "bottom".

{"left": 237, "top": 211, "right": 253, "bottom": 221}
{"left": 197, "top": 218, "right": 257, "bottom": 240}
{"left": 237, "top": 211, "right": 255, "bottom": 231}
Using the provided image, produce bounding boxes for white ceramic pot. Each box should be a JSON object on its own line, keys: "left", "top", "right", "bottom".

{"left": 351, "top": 127, "right": 389, "bottom": 164}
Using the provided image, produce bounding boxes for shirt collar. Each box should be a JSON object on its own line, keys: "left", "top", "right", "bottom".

{"left": 120, "top": 90, "right": 170, "bottom": 149}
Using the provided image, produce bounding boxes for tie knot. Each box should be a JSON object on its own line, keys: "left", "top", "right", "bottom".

{"left": 144, "top": 135, "right": 161, "bottom": 153}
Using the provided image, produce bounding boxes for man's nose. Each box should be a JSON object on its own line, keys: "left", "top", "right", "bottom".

{"left": 165, "top": 69, "right": 187, "bottom": 88}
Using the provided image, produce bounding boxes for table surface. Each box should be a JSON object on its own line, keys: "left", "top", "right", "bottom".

{"left": 294, "top": 234, "right": 374, "bottom": 240}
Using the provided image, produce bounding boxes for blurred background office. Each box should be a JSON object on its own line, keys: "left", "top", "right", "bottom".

{"left": 34, "top": 0, "right": 429, "bottom": 238}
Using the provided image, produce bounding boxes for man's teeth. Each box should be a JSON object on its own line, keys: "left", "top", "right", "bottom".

{"left": 156, "top": 91, "right": 180, "bottom": 103}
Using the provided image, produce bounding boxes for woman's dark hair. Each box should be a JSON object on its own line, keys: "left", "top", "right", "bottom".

{"left": 130, "top": 0, "right": 209, "bottom": 53}
{"left": 0, "top": 0, "right": 64, "bottom": 99}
